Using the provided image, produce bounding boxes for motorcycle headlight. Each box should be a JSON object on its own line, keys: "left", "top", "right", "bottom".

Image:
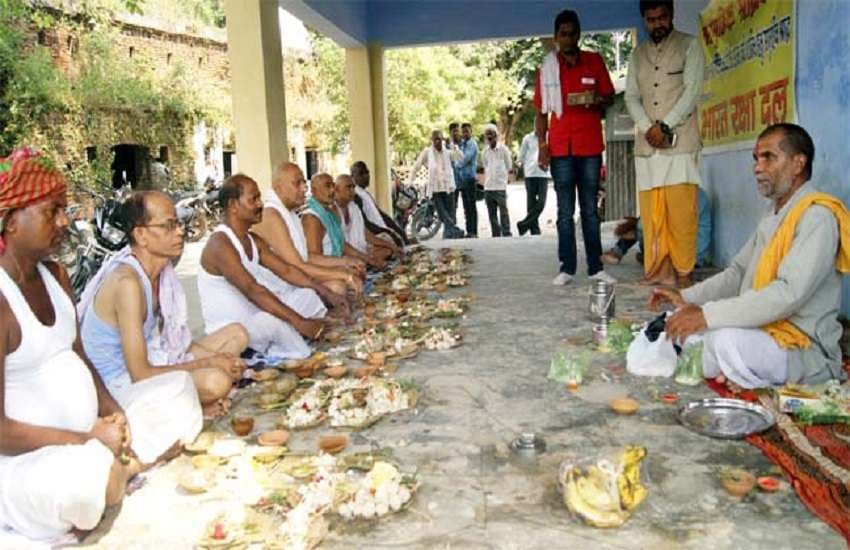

{"left": 103, "top": 224, "right": 126, "bottom": 246}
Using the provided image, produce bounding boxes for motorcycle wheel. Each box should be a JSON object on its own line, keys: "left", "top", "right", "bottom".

{"left": 185, "top": 212, "right": 207, "bottom": 243}
{"left": 411, "top": 205, "right": 441, "bottom": 241}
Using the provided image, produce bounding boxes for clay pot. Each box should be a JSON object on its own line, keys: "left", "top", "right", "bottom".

{"left": 324, "top": 366, "right": 348, "bottom": 379}
{"left": 609, "top": 397, "right": 640, "bottom": 415}
{"left": 324, "top": 330, "right": 343, "bottom": 344}
{"left": 292, "top": 363, "right": 317, "bottom": 379}
{"left": 318, "top": 434, "right": 348, "bottom": 455}
{"left": 252, "top": 369, "right": 280, "bottom": 382}
{"left": 757, "top": 476, "right": 781, "bottom": 492}
{"left": 258, "top": 429, "right": 290, "bottom": 447}
{"left": 231, "top": 417, "right": 255, "bottom": 437}
{"left": 366, "top": 351, "right": 386, "bottom": 368}
{"left": 191, "top": 454, "right": 222, "bottom": 470}
{"left": 353, "top": 365, "right": 376, "bottom": 378}
{"left": 721, "top": 469, "right": 756, "bottom": 498}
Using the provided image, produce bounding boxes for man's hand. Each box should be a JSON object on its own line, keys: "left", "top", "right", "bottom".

{"left": 207, "top": 354, "right": 245, "bottom": 380}
{"left": 346, "top": 272, "right": 363, "bottom": 296}
{"left": 344, "top": 258, "right": 366, "bottom": 277}
{"left": 295, "top": 318, "right": 325, "bottom": 340}
{"left": 665, "top": 304, "right": 707, "bottom": 344}
{"left": 537, "top": 142, "right": 550, "bottom": 171}
{"left": 91, "top": 415, "right": 128, "bottom": 457}
{"left": 645, "top": 124, "right": 667, "bottom": 149}
{"left": 647, "top": 287, "right": 686, "bottom": 311}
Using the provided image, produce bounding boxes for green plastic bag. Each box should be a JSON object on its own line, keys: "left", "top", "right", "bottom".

{"left": 674, "top": 342, "right": 704, "bottom": 386}
{"left": 548, "top": 350, "right": 591, "bottom": 386}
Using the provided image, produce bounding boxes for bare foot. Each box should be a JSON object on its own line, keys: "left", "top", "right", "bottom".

{"left": 716, "top": 375, "right": 743, "bottom": 394}
{"left": 675, "top": 272, "right": 693, "bottom": 288}
{"left": 202, "top": 398, "right": 231, "bottom": 419}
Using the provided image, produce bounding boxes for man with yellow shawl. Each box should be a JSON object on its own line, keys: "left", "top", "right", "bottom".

{"left": 649, "top": 124, "right": 849, "bottom": 389}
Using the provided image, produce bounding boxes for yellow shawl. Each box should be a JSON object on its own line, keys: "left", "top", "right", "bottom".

{"left": 754, "top": 192, "right": 850, "bottom": 349}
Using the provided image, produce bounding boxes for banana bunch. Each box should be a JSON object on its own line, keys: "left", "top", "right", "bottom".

{"left": 561, "top": 446, "right": 648, "bottom": 528}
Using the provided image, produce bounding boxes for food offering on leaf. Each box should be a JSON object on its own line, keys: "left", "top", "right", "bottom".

{"left": 444, "top": 273, "right": 468, "bottom": 287}
{"left": 422, "top": 325, "right": 462, "bottom": 351}
{"left": 335, "top": 461, "right": 419, "bottom": 520}
{"left": 433, "top": 297, "right": 468, "bottom": 318}
{"left": 283, "top": 382, "right": 332, "bottom": 429}
{"left": 328, "top": 378, "right": 414, "bottom": 429}
{"left": 560, "top": 446, "right": 648, "bottom": 528}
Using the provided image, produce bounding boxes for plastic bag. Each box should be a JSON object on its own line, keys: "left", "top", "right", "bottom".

{"left": 674, "top": 341, "right": 704, "bottom": 385}
{"left": 559, "top": 446, "right": 648, "bottom": 528}
{"left": 626, "top": 329, "right": 677, "bottom": 377}
{"left": 548, "top": 350, "right": 591, "bottom": 386}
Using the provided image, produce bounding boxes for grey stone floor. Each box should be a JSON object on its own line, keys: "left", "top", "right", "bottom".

{"left": 83, "top": 231, "right": 844, "bottom": 549}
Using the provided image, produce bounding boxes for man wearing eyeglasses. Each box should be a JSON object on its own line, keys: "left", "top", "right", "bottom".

{"left": 79, "top": 191, "right": 248, "bottom": 421}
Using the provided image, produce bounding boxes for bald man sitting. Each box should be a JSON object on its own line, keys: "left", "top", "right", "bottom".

{"left": 302, "top": 173, "right": 385, "bottom": 270}
{"left": 253, "top": 162, "right": 362, "bottom": 297}
{"left": 335, "top": 174, "right": 399, "bottom": 264}
{"left": 199, "top": 175, "right": 333, "bottom": 360}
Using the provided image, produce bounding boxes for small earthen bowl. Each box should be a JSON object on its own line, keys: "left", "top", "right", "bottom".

{"left": 258, "top": 429, "right": 290, "bottom": 447}
{"left": 231, "top": 416, "right": 254, "bottom": 437}
{"left": 353, "top": 365, "right": 376, "bottom": 378}
{"left": 366, "top": 351, "right": 386, "bottom": 367}
{"left": 609, "top": 397, "right": 640, "bottom": 415}
{"left": 757, "top": 476, "right": 781, "bottom": 492}
{"left": 721, "top": 469, "right": 756, "bottom": 498}
{"left": 292, "top": 363, "right": 317, "bottom": 379}
{"left": 396, "top": 290, "right": 411, "bottom": 303}
{"left": 324, "top": 366, "right": 348, "bottom": 379}
{"left": 318, "top": 434, "right": 348, "bottom": 455}
{"left": 191, "top": 454, "right": 222, "bottom": 470}
{"left": 252, "top": 369, "right": 280, "bottom": 382}
{"left": 435, "top": 283, "right": 449, "bottom": 293}
{"left": 324, "top": 330, "right": 343, "bottom": 344}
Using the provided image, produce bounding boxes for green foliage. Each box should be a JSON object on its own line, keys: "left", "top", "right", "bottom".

{"left": 0, "top": 0, "right": 228, "bottom": 191}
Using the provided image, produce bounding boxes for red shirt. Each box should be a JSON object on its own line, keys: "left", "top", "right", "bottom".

{"left": 533, "top": 50, "right": 614, "bottom": 157}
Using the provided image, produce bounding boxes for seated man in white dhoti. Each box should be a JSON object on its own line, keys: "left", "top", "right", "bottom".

{"left": 303, "top": 173, "right": 386, "bottom": 270}
{"left": 650, "top": 123, "right": 849, "bottom": 389}
{"left": 253, "top": 162, "right": 362, "bottom": 297}
{"left": 0, "top": 148, "right": 139, "bottom": 542}
{"left": 351, "top": 160, "right": 411, "bottom": 246}
{"left": 79, "top": 191, "right": 243, "bottom": 426}
{"left": 199, "top": 175, "right": 328, "bottom": 360}
{"left": 335, "top": 174, "right": 400, "bottom": 263}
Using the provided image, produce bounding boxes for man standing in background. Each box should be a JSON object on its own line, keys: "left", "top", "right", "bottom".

{"left": 516, "top": 130, "right": 551, "bottom": 236}
{"left": 625, "top": 0, "right": 705, "bottom": 287}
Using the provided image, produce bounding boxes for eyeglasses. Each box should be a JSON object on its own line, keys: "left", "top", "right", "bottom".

{"left": 142, "top": 218, "right": 181, "bottom": 232}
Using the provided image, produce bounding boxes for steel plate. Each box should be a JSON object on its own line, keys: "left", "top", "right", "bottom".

{"left": 676, "top": 398, "right": 775, "bottom": 439}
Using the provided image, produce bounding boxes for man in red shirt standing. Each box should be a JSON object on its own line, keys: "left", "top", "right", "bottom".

{"left": 533, "top": 9, "right": 616, "bottom": 285}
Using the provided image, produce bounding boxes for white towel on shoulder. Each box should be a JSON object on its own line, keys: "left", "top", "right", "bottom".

{"left": 540, "top": 51, "right": 562, "bottom": 118}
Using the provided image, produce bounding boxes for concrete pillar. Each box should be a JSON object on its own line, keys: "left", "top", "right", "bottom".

{"left": 345, "top": 43, "right": 392, "bottom": 211}
{"left": 224, "top": 0, "right": 287, "bottom": 190}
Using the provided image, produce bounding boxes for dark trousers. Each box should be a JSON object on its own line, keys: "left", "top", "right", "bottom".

{"left": 433, "top": 191, "right": 463, "bottom": 238}
{"left": 484, "top": 190, "right": 511, "bottom": 237}
{"left": 518, "top": 177, "right": 548, "bottom": 234}
{"left": 551, "top": 155, "right": 603, "bottom": 275}
{"left": 455, "top": 177, "right": 478, "bottom": 236}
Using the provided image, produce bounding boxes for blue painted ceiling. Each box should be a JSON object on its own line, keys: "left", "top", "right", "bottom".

{"left": 291, "top": 0, "right": 651, "bottom": 48}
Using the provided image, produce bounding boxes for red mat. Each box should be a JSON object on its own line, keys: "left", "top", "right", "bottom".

{"left": 705, "top": 375, "right": 850, "bottom": 542}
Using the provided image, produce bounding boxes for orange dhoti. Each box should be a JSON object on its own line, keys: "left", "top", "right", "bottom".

{"left": 639, "top": 183, "right": 698, "bottom": 277}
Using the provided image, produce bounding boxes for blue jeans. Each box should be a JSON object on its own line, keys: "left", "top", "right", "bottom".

{"left": 551, "top": 155, "right": 603, "bottom": 275}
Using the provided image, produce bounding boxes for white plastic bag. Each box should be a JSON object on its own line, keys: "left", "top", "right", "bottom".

{"left": 626, "top": 330, "right": 678, "bottom": 377}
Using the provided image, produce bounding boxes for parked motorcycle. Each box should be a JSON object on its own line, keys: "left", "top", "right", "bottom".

{"left": 393, "top": 179, "right": 441, "bottom": 242}
{"left": 174, "top": 190, "right": 208, "bottom": 243}
{"left": 57, "top": 185, "right": 130, "bottom": 299}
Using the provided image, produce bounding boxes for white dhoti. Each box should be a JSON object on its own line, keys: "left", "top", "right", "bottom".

{"left": 243, "top": 311, "right": 311, "bottom": 359}
{"left": 0, "top": 439, "right": 114, "bottom": 541}
{"left": 702, "top": 328, "right": 789, "bottom": 389}
{"left": 257, "top": 266, "right": 327, "bottom": 320}
{"left": 106, "top": 370, "right": 203, "bottom": 464}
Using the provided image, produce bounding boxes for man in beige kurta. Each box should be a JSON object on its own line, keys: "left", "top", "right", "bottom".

{"left": 625, "top": 0, "right": 704, "bottom": 286}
